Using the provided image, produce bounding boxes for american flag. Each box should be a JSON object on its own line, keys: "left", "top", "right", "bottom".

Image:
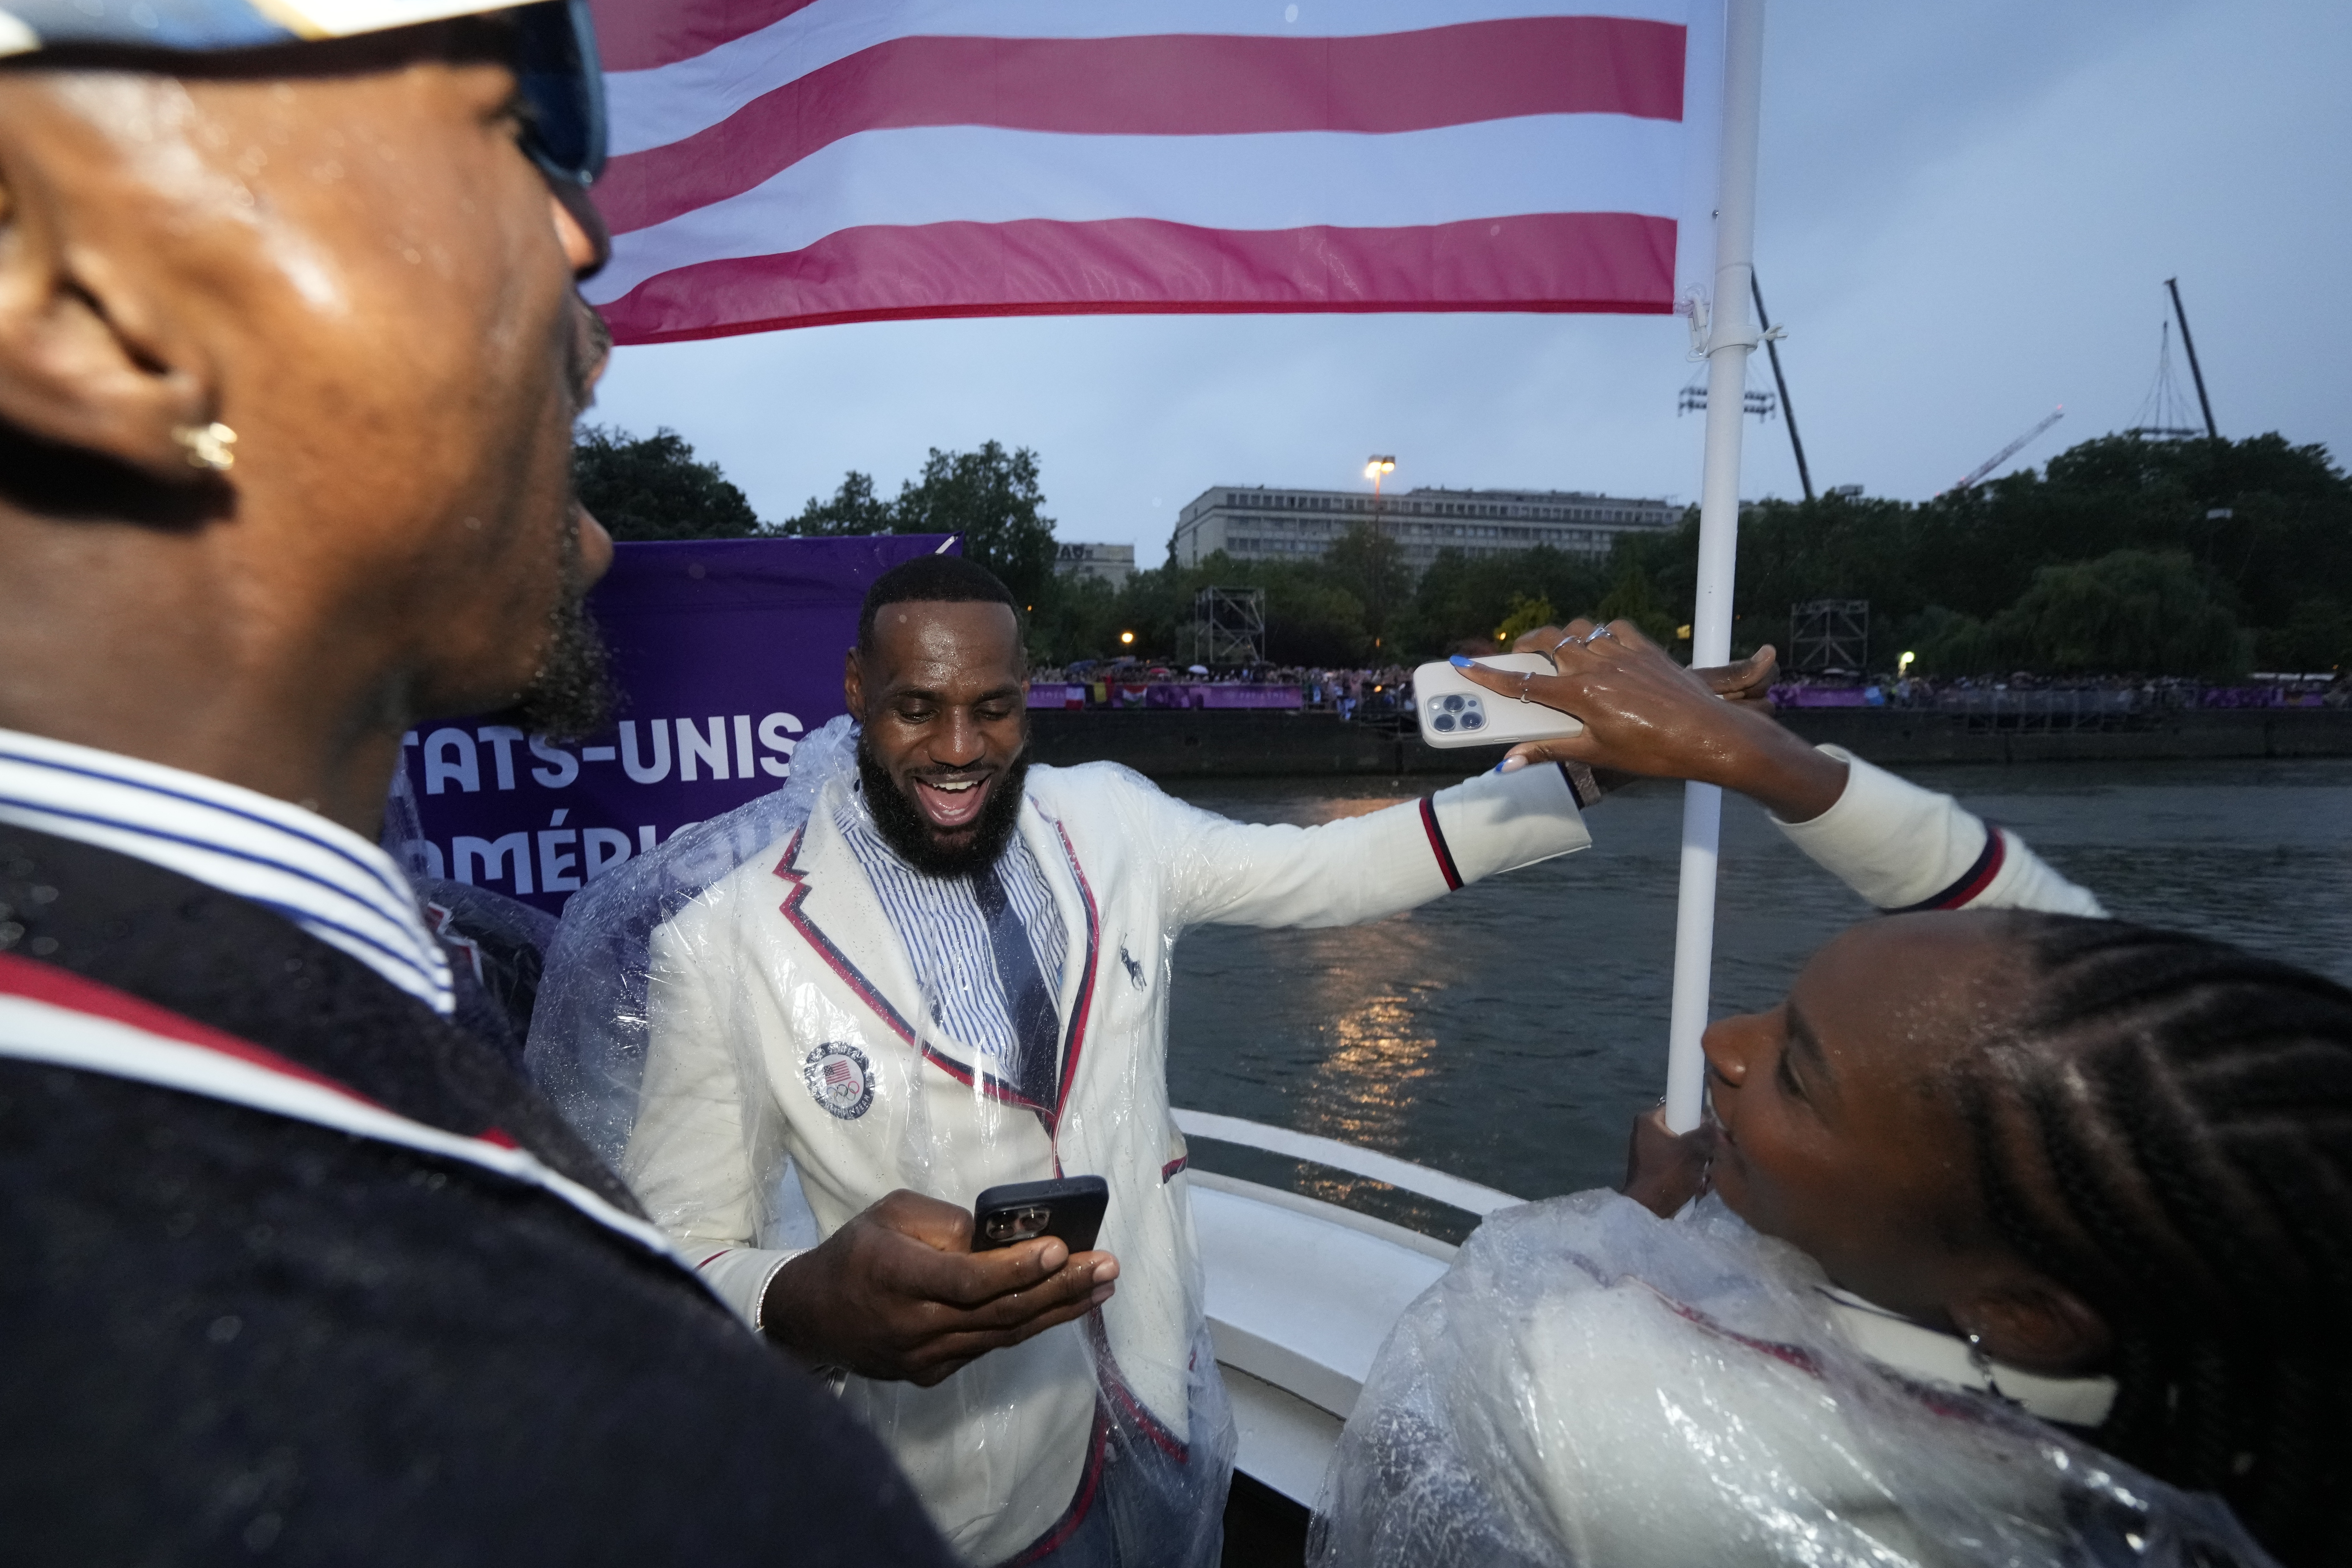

{"left": 583, "top": 1, "right": 1726, "bottom": 344}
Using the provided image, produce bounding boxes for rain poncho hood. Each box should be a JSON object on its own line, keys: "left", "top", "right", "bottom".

{"left": 1313, "top": 1191, "right": 2275, "bottom": 1568}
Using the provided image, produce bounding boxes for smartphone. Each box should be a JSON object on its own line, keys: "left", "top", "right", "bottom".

{"left": 971, "top": 1175, "right": 1110, "bottom": 1254}
{"left": 1413, "top": 654, "right": 1586, "bottom": 749}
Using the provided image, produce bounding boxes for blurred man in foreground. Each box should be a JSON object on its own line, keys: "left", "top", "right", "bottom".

{"left": 0, "top": 6, "right": 949, "bottom": 1561}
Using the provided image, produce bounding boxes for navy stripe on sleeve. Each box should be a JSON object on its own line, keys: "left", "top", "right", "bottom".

{"left": 1418, "top": 797, "right": 1463, "bottom": 892}
{"left": 1887, "top": 824, "right": 2007, "bottom": 913}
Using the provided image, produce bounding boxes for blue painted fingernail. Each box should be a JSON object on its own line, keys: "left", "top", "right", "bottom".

{"left": 1449, "top": 654, "right": 1473, "bottom": 667}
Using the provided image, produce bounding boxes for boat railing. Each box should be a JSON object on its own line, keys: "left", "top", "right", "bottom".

{"left": 1170, "top": 1108, "right": 1523, "bottom": 1508}
{"left": 1171, "top": 1108, "right": 1519, "bottom": 1217}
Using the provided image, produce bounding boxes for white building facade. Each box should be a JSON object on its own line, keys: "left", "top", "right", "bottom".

{"left": 1054, "top": 541, "right": 1136, "bottom": 589}
{"left": 1170, "top": 485, "right": 1677, "bottom": 573}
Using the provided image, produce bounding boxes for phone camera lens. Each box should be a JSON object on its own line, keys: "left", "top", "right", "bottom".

{"left": 1461, "top": 711, "right": 1484, "bottom": 730}
{"left": 1432, "top": 714, "right": 1456, "bottom": 732}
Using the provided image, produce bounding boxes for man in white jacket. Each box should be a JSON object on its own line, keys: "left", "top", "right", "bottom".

{"left": 608, "top": 556, "right": 1621, "bottom": 1567}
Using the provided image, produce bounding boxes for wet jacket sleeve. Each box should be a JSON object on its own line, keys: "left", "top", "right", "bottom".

{"left": 1143, "top": 761, "right": 1591, "bottom": 930}
{"left": 1771, "top": 745, "right": 2105, "bottom": 917}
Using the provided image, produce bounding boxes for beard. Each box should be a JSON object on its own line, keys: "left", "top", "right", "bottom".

{"left": 506, "top": 503, "right": 615, "bottom": 741}
{"left": 502, "top": 300, "right": 618, "bottom": 741}
{"left": 857, "top": 732, "right": 1031, "bottom": 880}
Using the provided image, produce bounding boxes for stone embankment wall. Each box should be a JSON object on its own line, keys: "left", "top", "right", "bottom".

{"left": 1027, "top": 709, "right": 2352, "bottom": 777}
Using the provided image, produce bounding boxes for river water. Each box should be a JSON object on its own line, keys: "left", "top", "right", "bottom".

{"left": 1161, "top": 759, "right": 2352, "bottom": 1236}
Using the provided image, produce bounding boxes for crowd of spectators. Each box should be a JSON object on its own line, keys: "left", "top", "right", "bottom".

{"left": 1035, "top": 659, "right": 2350, "bottom": 719}
{"left": 1769, "top": 669, "right": 2350, "bottom": 712}
{"left": 1028, "top": 660, "right": 1417, "bottom": 718}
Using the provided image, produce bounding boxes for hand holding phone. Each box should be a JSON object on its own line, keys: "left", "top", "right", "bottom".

{"left": 1414, "top": 653, "right": 1587, "bottom": 749}
{"left": 972, "top": 1175, "right": 1109, "bottom": 1254}
{"left": 757, "top": 1188, "right": 1116, "bottom": 1386}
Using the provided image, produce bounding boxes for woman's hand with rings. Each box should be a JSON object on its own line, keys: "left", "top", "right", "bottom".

{"left": 1448, "top": 619, "right": 1846, "bottom": 821}
{"left": 1550, "top": 623, "right": 1615, "bottom": 656}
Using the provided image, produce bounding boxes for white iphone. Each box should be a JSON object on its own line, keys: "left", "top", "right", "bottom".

{"left": 1412, "top": 654, "right": 1586, "bottom": 748}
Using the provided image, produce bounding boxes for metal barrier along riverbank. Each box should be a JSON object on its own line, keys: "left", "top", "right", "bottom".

{"left": 1026, "top": 708, "right": 2352, "bottom": 777}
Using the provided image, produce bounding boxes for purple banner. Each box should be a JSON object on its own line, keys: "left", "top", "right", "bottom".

{"left": 400, "top": 534, "right": 954, "bottom": 916}
{"left": 1201, "top": 685, "right": 1303, "bottom": 710}
{"left": 1770, "top": 685, "right": 1871, "bottom": 709}
{"left": 1027, "top": 682, "right": 1088, "bottom": 710}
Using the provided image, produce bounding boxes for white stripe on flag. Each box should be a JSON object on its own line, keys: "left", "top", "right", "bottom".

{"left": 609, "top": 0, "right": 1691, "bottom": 157}
{"left": 586, "top": 115, "right": 1686, "bottom": 306}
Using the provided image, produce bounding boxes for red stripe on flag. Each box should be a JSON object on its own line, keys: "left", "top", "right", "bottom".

{"left": 597, "top": 212, "right": 1676, "bottom": 344}
{"left": 589, "top": 0, "right": 821, "bottom": 74}
{"left": 594, "top": 20, "right": 1686, "bottom": 237}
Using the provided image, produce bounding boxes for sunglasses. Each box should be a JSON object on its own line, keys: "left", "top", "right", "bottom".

{"left": 513, "top": 0, "right": 607, "bottom": 190}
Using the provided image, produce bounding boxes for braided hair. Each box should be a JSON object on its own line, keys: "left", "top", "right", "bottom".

{"left": 1951, "top": 915, "right": 2352, "bottom": 1566}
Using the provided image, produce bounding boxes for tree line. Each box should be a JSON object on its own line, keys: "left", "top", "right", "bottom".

{"left": 574, "top": 426, "right": 2352, "bottom": 677}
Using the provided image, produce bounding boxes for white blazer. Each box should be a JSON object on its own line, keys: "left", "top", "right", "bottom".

{"left": 623, "top": 757, "right": 1591, "bottom": 1564}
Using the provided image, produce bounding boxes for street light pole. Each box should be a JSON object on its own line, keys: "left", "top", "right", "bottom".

{"left": 1364, "top": 455, "right": 1397, "bottom": 655}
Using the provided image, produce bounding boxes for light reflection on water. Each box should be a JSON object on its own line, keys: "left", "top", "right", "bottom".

{"left": 1163, "top": 757, "right": 2352, "bottom": 1213}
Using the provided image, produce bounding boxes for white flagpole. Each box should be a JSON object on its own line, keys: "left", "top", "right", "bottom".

{"left": 1663, "top": 0, "right": 1767, "bottom": 1134}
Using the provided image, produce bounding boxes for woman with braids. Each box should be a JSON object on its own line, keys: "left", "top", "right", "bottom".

{"left": 1312, "top": 623, "right": 2335, "bottom": 1567}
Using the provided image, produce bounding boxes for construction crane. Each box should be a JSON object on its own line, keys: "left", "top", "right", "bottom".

{"left": 1950, "top": 406, "right": 2064, "bottom": 492}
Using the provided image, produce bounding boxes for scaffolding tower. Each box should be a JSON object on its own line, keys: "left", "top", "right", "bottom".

{"left": 1790, "top": 598, "right": 1868, "bottom": 676}
{"left": 1189, "top": 586, "right": 1267, "bottom": 667}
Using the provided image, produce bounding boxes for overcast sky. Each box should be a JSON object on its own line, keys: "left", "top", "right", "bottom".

{"left": 588, "top": 0, "right": 2352, "bottom": 560}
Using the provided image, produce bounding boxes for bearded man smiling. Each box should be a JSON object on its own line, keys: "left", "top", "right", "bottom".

{"left": 591, "top": 553, "right": 1605, "bottom": 1566}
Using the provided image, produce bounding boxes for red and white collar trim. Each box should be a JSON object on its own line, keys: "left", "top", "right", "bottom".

{"left": 0, "top": 953, "right": 694, "bottom": 1275}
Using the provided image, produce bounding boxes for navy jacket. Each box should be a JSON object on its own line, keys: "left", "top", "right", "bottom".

{"left": 0, "top": 825, "right": 953, "bottom": 1566}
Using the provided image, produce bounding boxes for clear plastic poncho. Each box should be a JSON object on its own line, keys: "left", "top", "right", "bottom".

{"left": 526, "top": 718, "right": 1232, "bottom": 1568}
{"left": 1311, "top": 1191, "right": 2275, "bottom": 1568}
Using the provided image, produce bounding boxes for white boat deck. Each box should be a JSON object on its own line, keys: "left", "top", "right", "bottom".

{"left": 1174, "top": 1110, "right": 1519, "bottom": 1507}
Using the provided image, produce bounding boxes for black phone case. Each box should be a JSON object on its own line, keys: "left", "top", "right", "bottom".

{"left": 971, "top": 1175, "right": 1110, "bottom": 1253}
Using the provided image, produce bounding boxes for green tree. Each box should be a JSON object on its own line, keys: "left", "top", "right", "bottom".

{"left": 783, "top": 470, "right": 895, "bottom": 536}
{"left": 1956, "top": 549, "right": 2246, "bottom": 677}
{"left": 892, "top": 442, "right": 1059, "bottom": 610}
{"left": 1494, "top": 593, "right": 1557, "bottom": 647}
{"left": 2259, "top": 598, "right": 2352, "bottom": 673}
{"left": 1321, "top": 521, "right": 1411, "bottom": 656}
{"left": 1403, "top": 545, "right": 1612, "bottom": 656}
{"left": 782, "top": 441, "right": 1061, "bottom": 612}
{"left": 1595, "top": 563, "right": 1681, "bottom": 648}
{"left": 573, "top": 425, "right": 762, "bottom": 541}
{"left": 1899, "top": 605, "right": 1989, "bottom": 676}
{"left": 1070, "top": 552, "right": 1374, "bottom": 667}
{"left": 1596, "top": 432, "right": 2350, "bottom": 675}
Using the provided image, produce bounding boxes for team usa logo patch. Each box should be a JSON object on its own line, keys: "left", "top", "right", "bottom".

{"left": 802, "top": 1041, "right": 874, "bottom": 1120}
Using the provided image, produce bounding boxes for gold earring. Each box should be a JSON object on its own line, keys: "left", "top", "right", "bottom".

{"left": 172, "top": 421, "right": 238, "bottom": 472}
